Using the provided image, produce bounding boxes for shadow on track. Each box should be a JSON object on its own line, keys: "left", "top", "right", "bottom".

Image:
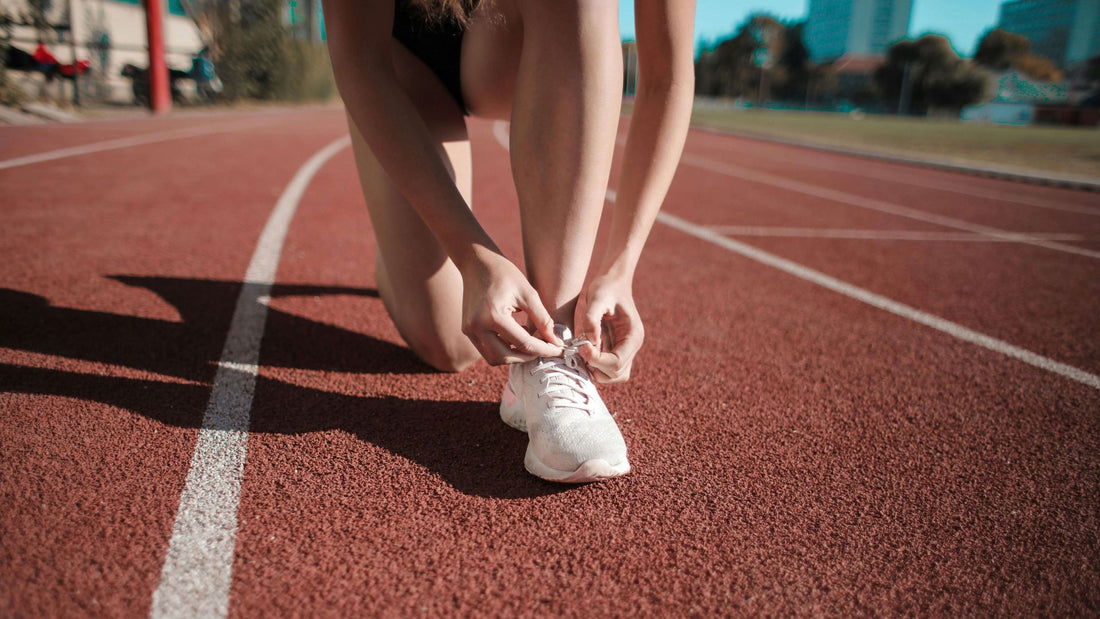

{"left": 0, "top": 276, "right": 425, "bottom": 379}
{"left": 0, "top": 277, "right": 567, "bottom": 499}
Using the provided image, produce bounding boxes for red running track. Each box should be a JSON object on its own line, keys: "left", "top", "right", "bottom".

{"left": 2, "top": 107, "right": 1098, "bottom": 616}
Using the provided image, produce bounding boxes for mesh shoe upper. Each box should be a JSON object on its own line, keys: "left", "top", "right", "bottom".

{"left": 506, "top": 326, "right": 628, "bottom": 475}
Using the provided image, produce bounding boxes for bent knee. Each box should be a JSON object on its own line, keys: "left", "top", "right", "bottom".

{"left": 405, "top": 330, "right": 481, "bottom": 373}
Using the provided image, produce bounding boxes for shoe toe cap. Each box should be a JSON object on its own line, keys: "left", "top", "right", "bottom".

{"left": 531, "top": 415, "right": 628, "bottom": 471}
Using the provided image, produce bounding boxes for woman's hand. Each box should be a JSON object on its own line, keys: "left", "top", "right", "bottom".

{"left": 460, "top": 249, "right": 563, "bottom": 365}
{"left": 576, "top": 274, "right": 644, "bottom": 383}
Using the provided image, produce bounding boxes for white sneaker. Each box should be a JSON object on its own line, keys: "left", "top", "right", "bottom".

{"left": 499, "top": 325, "right": 630, "bottom": 483}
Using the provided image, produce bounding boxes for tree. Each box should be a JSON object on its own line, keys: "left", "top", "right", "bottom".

{"left": 974, "top": 28, "right": 1030, "bottom": 70}
{"left": 694, "top": 14, "right": 811, "bottom": 103}
{"left": 694, "top": 29, "right": 757, "bottom": 98}
{"left": 774, "top": 21, "right": 811, "bottom": 101}
{"left": 875, "top": 35, "right": 990, "bottom": 114}
{"left": 217, "top": 0, "right": 294, "bottom": 100}
{"left": 974, "top": 28, "right": 1063, "bottom": 82}
{"left": 1014, "top": 54, "right": 1062, "bottom": 82}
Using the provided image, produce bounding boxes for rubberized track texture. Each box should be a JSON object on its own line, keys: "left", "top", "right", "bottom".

{"left": 2, "top": 107, "right": 1099, "bottom": 616}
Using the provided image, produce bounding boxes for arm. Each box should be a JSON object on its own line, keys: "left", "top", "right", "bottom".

{"left": 324, "top": 0, "right": 561, "bottom": 362}
{"left": 602, "top": 0, "right": 696, "bottom": 281}
{"left": 324, "top": 0, "right": 490, "bottom": 266}
{"left": 578, "top": 0, "right": 696, "bottom": 382}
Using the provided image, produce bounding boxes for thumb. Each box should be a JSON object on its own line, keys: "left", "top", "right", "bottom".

{"left": 520, "top": 288, "right": 563, "bottom": 346}
{"left": 581, "top": 344, "right": 619, "bottom": 375}
{"left": 579, "top": 303, "right": 605, "bottom": 351}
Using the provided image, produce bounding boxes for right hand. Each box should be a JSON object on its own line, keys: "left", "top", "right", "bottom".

{"left": 459, "top": 250, "right": 563, "bottom": 365}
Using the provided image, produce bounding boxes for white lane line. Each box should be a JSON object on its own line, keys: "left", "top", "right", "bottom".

{"left": 0, "top": 117, "right": 278, "bottom": 171}
{"left": 688, "top": 136, "right": 1100, "bottom": 217}
{"left": 658, "top": 210, "right": 1100, "bottom": 391}
{"left": 703, "top": 226, "right": 1086, "bottom": 242}
{"left": 528, "top": 128, "right": 1099, "bottom": 390}
{"left": 680, "top": 153, "right": 1100, "bottom": 261}
{"left": 150, "top": 135, "right": 350, "bottom": 619}
{"left": 788, "top": 157, "right": 1100, "bottom": 217}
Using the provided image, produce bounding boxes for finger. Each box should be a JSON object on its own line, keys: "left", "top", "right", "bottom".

{"left": 478, "top": 331, "right": 533, "bottom": 365}
{"left": 579, "top": 303, "right": 605, "bottom": 350}
{"left": 493, "top": 314, "right": 562, "bottom": 358}
{"left": 465, "top": 334, "right": 500, "bottom": 366}
{"left": 581, "top": 344, "right": 622, "bottom": 376}
{"left": 614, "top": 328, "right": 644, "bottom": 361}
{"left": 519, "top": 289, "right": 562, "bottom": 346}
{"left": 584, "top": 353, "right": 631, "bottom": 384}
{"left": 587, "top": 364, "right": 615, "bottom": 384}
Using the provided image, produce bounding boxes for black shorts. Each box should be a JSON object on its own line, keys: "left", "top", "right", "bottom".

{"left": 392, "top": 0, "right": 468, "bottom": 114}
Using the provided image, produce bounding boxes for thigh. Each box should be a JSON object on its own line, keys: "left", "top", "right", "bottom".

{"left": 346, "top": 41, "right": 475, "bottom": 367}
{"left": 461, "top": 0, "right": 523, "bottom": 120}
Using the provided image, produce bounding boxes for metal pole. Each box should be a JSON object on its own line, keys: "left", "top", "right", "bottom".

{"left": 144, "top": 0, "right": 171, "bottom": 113}
{"left": 898, "top": 61, "right": 913, "bottom": 115}
{"left": 67, "top": 0, "right": 81, "bottom": 105}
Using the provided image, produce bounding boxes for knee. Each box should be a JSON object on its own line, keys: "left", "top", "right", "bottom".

{"left": 405, "top": 329, "right": 481, "bottom": 373}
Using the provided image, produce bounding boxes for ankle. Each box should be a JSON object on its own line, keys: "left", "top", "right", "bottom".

{"left": 548, "top": 299, "right": 578, "bottom": 331}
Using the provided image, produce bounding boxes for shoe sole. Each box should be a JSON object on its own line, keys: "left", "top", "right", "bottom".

{"left": 524, "top": 446, "right": 631, "bottom": 483}
{"left": 499, "top": 382, "right": 526, "bottom": 432}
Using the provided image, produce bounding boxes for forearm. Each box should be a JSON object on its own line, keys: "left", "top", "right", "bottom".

{"left": 600, "top": 77, "right": 694, "bottom": 280}
{"left": 332, "top": 55, "right": 500, "bottom": 270}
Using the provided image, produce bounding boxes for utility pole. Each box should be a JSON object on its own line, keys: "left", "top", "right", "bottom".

{"left": 143, "top": 0, "right": 171, "bottom": 113}
{"left": 66, "top": 0, "right": 80, "bottom": 105}
{"left": 898, "top": 61, "right": 914, "bottom": 115}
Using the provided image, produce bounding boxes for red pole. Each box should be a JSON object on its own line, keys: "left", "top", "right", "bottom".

{"left": 144, "top": 0, "right": 171, "bottom": 113}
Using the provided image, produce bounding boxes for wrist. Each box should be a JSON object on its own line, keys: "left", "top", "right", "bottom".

{"left": 452, "top": 239, "right": 504, "bottom": 276}
{"left": 598, "top": 255, "right": 637, "bottom": 285}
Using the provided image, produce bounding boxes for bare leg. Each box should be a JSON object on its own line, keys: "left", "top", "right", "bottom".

{"left": 465, "top": 0, "right": 623, "bottom": 329}
{"left": 347, "top": 42, "right": 480, "bottom": 372}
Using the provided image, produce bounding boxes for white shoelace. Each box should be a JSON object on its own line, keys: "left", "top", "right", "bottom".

{"left": 532, "top": 336, "right": 594, "bottom": 414}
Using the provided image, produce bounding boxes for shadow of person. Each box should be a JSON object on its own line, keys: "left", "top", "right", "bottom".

{"left": 1, "top": 363, "right": 566, "bottom": 499}
{"left": 0, "top": 276, "right": 429, "bottom": 383}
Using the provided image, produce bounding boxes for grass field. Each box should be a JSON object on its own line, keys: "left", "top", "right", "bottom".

{"left": 681, "top": 104, "right": 1100, "bottom": 180}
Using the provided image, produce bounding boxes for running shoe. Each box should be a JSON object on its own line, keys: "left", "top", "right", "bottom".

{"left": 499, "top": 325, "right": 630, "bottom": 483}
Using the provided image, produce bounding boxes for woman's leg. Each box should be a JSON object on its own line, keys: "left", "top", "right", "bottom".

{"left": 347, "top": 42, "right": 480, "bottom": 372}
{"left": 464, "top": 0, "right": 623, "bottom": 329}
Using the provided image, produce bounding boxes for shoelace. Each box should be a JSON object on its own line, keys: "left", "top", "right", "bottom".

{"left": 533, "top": 335, "right": 594, "bottom": 413}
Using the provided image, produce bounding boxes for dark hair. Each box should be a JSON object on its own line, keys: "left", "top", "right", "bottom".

{"left": 407, "top": 0, "right": 482, "bottom": 27}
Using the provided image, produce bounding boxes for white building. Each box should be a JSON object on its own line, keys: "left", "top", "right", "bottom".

{"left": 2, "top": 0, "right": 204, "bottom": 103}
{"left": 804, "top": 0, "right": 913, "bottom": 63}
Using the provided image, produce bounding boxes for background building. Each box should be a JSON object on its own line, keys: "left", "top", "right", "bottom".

{"left": 2, "top": 0, "right": 203, "bottom": 102}
{"left": 997, "top": 0, "right": 1100, "bottom": 67}
{"left": 804, "top": 0, "right": 913, "bottom": 62}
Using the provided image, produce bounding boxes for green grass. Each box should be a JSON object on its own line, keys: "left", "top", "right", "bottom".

{"left": 679, "top": 104, "right": 1100, "bottom": 180}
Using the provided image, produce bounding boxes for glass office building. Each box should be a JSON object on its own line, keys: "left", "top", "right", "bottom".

{"left": 804, "top": 0, "right": 914, "bottom": 62}
{"left": 998, "top": 0, "right": 1100, "bottom": 66}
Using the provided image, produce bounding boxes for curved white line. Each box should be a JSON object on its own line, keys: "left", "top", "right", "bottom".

{"left": 150, "top": 135, "right": 351, "bottom": 618}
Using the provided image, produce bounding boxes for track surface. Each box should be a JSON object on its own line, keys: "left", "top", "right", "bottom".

{"left": 2, "top": 107, "right": 1098, "bottom": 616}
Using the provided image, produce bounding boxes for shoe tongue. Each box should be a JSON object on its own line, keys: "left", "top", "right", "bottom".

{"left": 540, "top": 354, "right": 591, "bottom": 412}
{"left": 554, "top": 324, "right": 574, "bottom": 342}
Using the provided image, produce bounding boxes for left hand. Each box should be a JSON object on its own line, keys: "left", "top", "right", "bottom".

{"left": 575, "top": 274, "right": 644, "bottom": 383}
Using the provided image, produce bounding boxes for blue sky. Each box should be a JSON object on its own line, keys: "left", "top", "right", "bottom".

{"left": 619, "top": 0, "right": 1005, "bottom": 58}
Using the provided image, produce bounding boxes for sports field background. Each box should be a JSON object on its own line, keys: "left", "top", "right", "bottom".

{"left": 676, "top": 103, "right": 1100, "bottom": 179}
